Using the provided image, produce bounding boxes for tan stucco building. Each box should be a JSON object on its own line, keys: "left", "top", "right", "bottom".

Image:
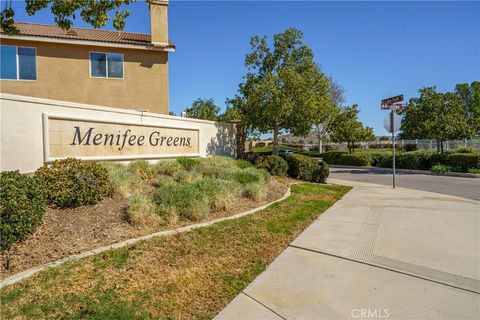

{"left": 0, "top": 0, "right": 174, "bottom": 114}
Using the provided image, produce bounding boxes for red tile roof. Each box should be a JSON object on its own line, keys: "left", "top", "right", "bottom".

{"left": 1, "top": 22, "right": 175, "bottom": 49}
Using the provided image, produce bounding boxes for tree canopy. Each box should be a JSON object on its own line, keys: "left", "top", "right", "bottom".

{"left": 330, "top": 105, "right": 375, "bottom": 153}
{"left": 1, "top": 0, "right": 140, "bottom": 35}
{"left": 231, "top": 28, "right": 325, "bottom": 155}
{"left": 400, "top": 86, "right": 471, "bottom": 153}
{"left": 455, "top": 81, "right": 480, "bottom": 137}
{"left": 185, "top": 98, "right": 220, "bottom": 121}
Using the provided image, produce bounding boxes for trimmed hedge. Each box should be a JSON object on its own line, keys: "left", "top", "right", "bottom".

{"left": 446, "top": 153, "right": 480, "bottom": 172}
{"left": 0, "top": 171, "right": 46, "bottom": 254}
{"left": 35, "top": 158, "right": 110, "bottom": 208}
{"left": 320, "top": 151, "right": 372, "bottom": 167}
{"left": 283, "top": 153, "right": 329, "bottom": 182}
{"left": 254, "top": 155, "right": 288, "bottom": 176}
{"left": 363, "top": 152, "right": 479, "bottom": 172}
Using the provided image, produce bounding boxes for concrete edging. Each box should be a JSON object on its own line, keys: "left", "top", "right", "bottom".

{"left": 0, "top": 186, "right": 292, "bottom": 289}
{"left": 328, "top": 165, "right": 480, "bottom": 178}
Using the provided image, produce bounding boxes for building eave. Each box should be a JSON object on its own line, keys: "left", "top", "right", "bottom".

{"left": 0, "top": 34, "right": 176, "bottom": 52}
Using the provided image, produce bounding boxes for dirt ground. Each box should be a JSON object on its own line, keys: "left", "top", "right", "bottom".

{"left": 1, "top": 178, "right": 289, "bottom": 278}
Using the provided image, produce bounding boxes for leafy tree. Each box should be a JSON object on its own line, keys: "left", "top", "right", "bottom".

{"left": 1, "top": 0, "right": 140, "bottom": 35}
{"left": 330, "top": 105, "right": 374, "bottom": 153}
{"left": 401, "top": 87, "right": 470, "bottom": 153}
{"left": 455, "top": 81, "right": 480, "bottom": 137}
{"left": 185, "top": 98, "right": 220, "bottom": 121}
{"left": 231, "top": 28, "right": 319, "bottom": 155}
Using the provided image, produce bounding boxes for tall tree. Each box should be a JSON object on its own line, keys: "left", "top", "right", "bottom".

{"left": 311, "top": 71, "right": 340, "bottom": 153}
{"left": 185, "top": 98, "right": 220, "bottom": 121}
{"left": 455, "top": 81, "right": 480, "bottom": 137}
{"left": 401, "top": 87, "right": 470, "bottom": 153}
{"left": 1, "top": 0, "right": 139, "bottom": 35}
{"left": 234, "top": 28, "right": 319, "bottom": 155}
{"left": 328, "top": 77, "right": 346, "bottom": 108}
{"left": 330, "top": 105, "right": 374, "bottom": 153}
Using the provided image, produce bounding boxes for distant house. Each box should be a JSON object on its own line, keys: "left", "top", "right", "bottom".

{"left": 0, "top": 0, "right": 174, "bottom": 114}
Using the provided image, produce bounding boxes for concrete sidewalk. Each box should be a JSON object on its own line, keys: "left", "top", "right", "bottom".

{"left": 215, "top": 179, "right": 480, "bottom": 320}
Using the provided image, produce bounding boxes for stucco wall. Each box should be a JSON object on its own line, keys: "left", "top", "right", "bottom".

{"left": 0, "top": 38, "right": 169, "bottom": 114}
{"left": 0, "top": 94, "right": 237, "bottom": 173}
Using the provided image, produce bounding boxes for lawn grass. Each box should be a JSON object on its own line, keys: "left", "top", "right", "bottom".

{"left": 0, "top": 183, "right": 350, "bottom": 320}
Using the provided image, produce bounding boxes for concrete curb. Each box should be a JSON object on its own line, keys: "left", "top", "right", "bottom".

{"left": 328, "top": 165, "right": 480, "bottom": 178}
{"left": 1, "top": 186, "right": 292, "bottom": 289}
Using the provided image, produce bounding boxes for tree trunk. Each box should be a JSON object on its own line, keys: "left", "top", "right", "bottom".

{"left": 319, "top": 139, "right": 323, "bottom": 154}
{"left": 440, "top": 139, "right": 444, "bottom": 154}
{"left": 436, "top": 139, "right": 441, "bottom": 154}
{"left": 272, "top": 125, "right": 280, "bottom": 155}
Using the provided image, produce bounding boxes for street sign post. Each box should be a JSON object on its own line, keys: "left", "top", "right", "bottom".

{"left": 381, "top": 95, "right": 403, "bottom": 189}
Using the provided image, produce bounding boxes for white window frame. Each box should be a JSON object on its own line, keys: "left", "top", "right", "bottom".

{"left": 0, "top": 45, "right": 37, "bottom": 81}
{"left": 89, "top": 51, "right": 124, "bottom": 79}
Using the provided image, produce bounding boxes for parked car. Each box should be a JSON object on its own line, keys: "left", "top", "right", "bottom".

{"left": 278, "top": 149, "right": 294, "bottom": 154}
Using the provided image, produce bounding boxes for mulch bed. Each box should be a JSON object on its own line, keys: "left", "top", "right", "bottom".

{"left": 1, "top": 178, "right": 289, "bottom": 278}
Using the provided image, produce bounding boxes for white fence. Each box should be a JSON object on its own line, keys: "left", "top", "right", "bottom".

{"left": 296, "top": 139, "right": 480, "bottom": 152}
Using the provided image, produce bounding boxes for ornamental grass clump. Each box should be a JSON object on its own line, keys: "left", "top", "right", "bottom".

{"left": 194, "top": 178, "right": 241, "bottom": 211}
{"left": 154, "top": 183, "right": 209, "bottom": 221}
{"left": 102, "top": 162, "right": 145, "bottom": 199}
{"left": 242, "top": 182, "right": 268, "bottom": 201}
{"left": 126, "top": 194, "right": 163, "bottom": 228}
{"left": 128, "top": 160, "right": 155, "bottom": 180}
{"left": 153, "top": 160, "right": 182, "bottom": 177}
{"left": 176, "top": 157, "right": 201, "bottom": 171}
{"left": 35, "top": 158, "right": 110, "bottom": 208}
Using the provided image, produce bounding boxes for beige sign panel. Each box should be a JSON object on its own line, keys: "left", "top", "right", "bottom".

{"left": 43, "top": 114, "right": 199, "bottom": 161}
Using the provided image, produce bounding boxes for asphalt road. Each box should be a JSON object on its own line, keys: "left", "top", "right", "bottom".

{"left": 329, "top": 167, "right": 480, "bottom": 201}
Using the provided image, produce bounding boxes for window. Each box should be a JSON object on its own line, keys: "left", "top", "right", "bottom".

{"left": 90, "top": 52, "right": 124, "bottom": 78}
{"left": 0, "top": 46, "right": 37, "bottom": 80}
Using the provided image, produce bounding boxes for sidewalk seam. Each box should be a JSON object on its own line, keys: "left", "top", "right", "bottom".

{"left": 242, "top": 292, "right": 287, "bottom": 320}
{"left": 288, "top": 245, "right": 480, "bottom": 295}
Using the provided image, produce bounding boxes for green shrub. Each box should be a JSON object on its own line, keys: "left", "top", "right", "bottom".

{"left": 430, "top": 164, "right": 452, "bottom": 175}
{"left": 254, "top": 155, "right": 288, "bottom": 176}
{"left": 311, "top": 161, "right": 329, "bottom": 183}
{"left": 284, "top": 153, "right": 321, "bottom": 181}
{"left": 446, "top": 153, "right": 480, "bottom": 172}
{"left": 126, "top": 194, "right": 163, "bottom": 228}
{"left": 235, "top": 159, "right": 253, "bottom": 169}
{"left": 453, "top": 147, "right": 479, "bottom": 154}
{"left": 127, "top": 160, "right": 155, "bottom": 179}
{"left": 404, "top": 144, "right": 417, "bottom": 152}
{"left": 320, "top": 151, "right": 348, "bottom": 165}
{"left": 371, "top": 153, "right": 391, "bottom": 167}
{"left": 36, "top": 158, "right": 110, "bottom": 208}
{"left": 338, "top": 154, "right": 372, "bottom": 166}
{"left": 154, "top": 183, "right": 209, "bottom": 221}
{"left": 467, "top": 167, "right": 480, "bottom": 174}
{"left": 176, "top": 157, "right": 201, "bottom": 171}
{"left": 0, "top": 171, "right": 46, "bottom": 259}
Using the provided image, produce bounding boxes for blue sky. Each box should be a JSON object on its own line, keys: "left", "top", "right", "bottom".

{"left": 6, "top": 1, "right": 480, "bottom": 135}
